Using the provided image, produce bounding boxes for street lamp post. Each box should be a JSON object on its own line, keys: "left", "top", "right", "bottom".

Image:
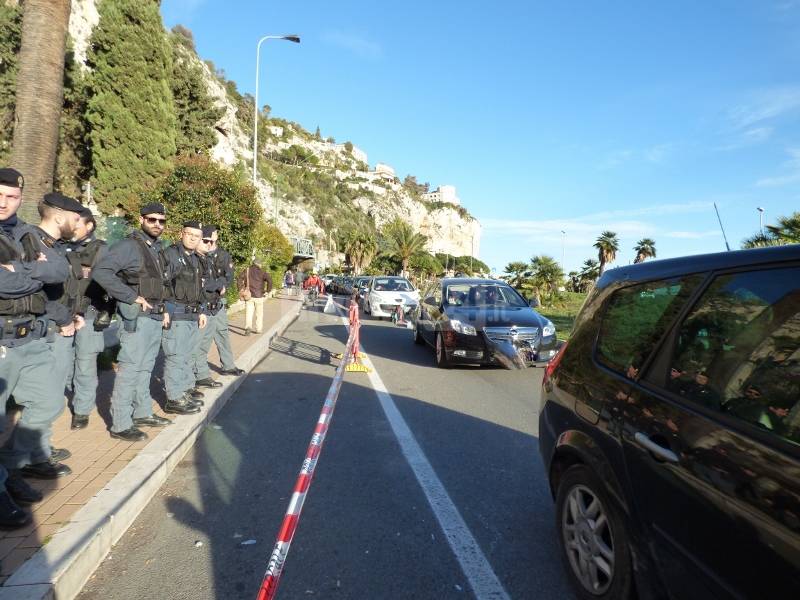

{"left": 252, "top": 34, "right": 300, "bottom": 220}
{"left": 757, "top": 207, "right": 765, "bottom": 235}
{"left": 560, "top": 230, "right": 566, "bottom": 271}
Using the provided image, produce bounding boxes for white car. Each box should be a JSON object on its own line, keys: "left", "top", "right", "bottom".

{"left": 363, "top": 276, "right": 420, "bottom": 318}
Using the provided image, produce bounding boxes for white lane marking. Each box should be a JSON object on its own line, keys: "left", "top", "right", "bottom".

{"left": 337, "top": 309, "right": 511, "bottom": 599}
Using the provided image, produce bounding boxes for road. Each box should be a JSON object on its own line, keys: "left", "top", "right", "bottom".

{"left": 77, "top": 299, "right": 574, "bottom": 600}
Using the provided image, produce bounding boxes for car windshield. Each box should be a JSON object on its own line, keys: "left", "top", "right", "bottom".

{"left": 445, "top": 283, "right": 527, "bottom": 307}
{"left": 373, "top": 278, "right": 414, "bottom": 292}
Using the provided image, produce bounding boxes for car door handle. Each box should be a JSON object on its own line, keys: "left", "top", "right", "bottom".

{"left": 634, "top": 432, "right": 679, "bottom": 463}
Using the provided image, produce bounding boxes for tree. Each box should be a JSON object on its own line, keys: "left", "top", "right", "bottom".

{"left": 530, "top": 254, "right": 564, "bottom": 301}
{"left": 342, "top": 228, "right": 378, "bottom": 273}
{"left": 171, "top": 41, "right": 224, "bottom": 155}
{"left": 505, "top": 261, "right": 529, "bottom": 288}
{"left": 143, "top": 155, "right": 261, "bottom": 267}
{"left": 409, "top": 252, "right": 443, "bottom": 279}
{"left": 579, "top": 259, "right": 600, "bottom": 290}
{"left": 10, "top": 0, "right": 72, "bottom": 222}
{"left": 171, "top": 24, "right": 195, "bottom": 52}
{"left": 742, "top": 212, "right": 800, "bottom": 248}
{"left": 403, "top": 175, "right": 429, "bottom": 197}
{"left": 314, "top": 126, "right": 321, "bottom": 140}
{"left": 86, "top": 0, "right": 177, "bottom": 215}
{"left": 633, "top": 238, "right": 656, "bottom": 263}
{"left": 0, "top": 1, "right": 23, "bottom": 165}
{"left": 55, "top": 44, "right": 91, "bottom": 198}
{"left": 382, "top": 218, "right": 428, "bottom": 277}
{"left": 594, "top": 231, "right": 619, "bottom": 276}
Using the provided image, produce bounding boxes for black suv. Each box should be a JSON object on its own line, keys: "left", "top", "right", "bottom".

{"left": 539, "top": 245, "right": 800, "bottom": 600}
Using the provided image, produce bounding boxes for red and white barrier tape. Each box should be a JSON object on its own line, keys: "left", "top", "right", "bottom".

{"left": 255, "top": 303, "right": 358, "bottom": 600}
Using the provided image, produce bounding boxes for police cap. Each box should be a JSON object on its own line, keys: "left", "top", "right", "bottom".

{"left": 201, "top": 225, "right": 217, "bottom": 237}
{"left": 43, "top": 192, "right": 85, "bottom": 214}
{"left": 78, "top": 205, "right": 94, "bottom": 219}
{"left": 0, "top": 168, "right": 24, "bottom": 190}
{"left": 140, "top": 202, "right": 166, "bottom": 216}
{"left": 183, "top": 220, "right": 202, "bottom": 230}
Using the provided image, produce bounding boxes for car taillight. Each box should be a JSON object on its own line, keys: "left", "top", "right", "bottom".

{"left": 543, "top": 341, "right": 568, "bottom": 386}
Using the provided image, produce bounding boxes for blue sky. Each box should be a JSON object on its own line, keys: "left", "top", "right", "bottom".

{"left": 162, "top": 0, "right": 800, "bottom": 273}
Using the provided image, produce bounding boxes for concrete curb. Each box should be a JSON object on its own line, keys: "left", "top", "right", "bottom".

{"left": 0, "top": 304, "right": 302, "bottom": 600}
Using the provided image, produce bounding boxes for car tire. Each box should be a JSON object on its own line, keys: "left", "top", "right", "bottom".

{"left": 364, "top": 299, "right": 371, "bottom": 315}
{"left": 435, "top": 332, "right": 450, "bottom": 368}
{"left": 555, "top": 464, "right": 634, "bottom": 600}
{"left": 413, "top": 323, "right": 424, "bottom": 345}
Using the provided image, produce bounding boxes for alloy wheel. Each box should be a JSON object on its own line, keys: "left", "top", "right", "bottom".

{"left": 561, "top": 484, "right": 615, "bottom": 595}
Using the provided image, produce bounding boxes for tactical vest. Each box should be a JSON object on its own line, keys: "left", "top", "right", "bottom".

{"left": 199, "top": 254, "right": 220, "bottom": 303}
{"left": 0, "top": 234, "right": 48, "bottom": 317}
{"left": 170, "top": 248, "right": 203, "bottom": 305}
{"left": 62, "top": 239, "right": 114, "bottom": 314}
{"left": 121, "top": 235, "right": 170, "bottom": 303}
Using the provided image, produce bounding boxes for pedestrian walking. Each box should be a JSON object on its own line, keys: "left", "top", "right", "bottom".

{"left": 92, "top": 202, "right": 178, "bottom": 442}
{"left": 0, "top": 168, "right": 72, "bottom": 528}
{"left": 238, "top": 260, "right": 269, "bottom": 335}
{"left": 192, "top": 226, "right": 244, "bottom": 389}
{"left": 66, "top": 209, "right": 116, "bottom": 430}
{"left": 283, "top": 268, "right": 294, "bottom": 295}
{"left": 162, "top": 221, "right": 208, "bottom": 414}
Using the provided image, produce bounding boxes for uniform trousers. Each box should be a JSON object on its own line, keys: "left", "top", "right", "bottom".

{"left": 0, "top": 337, "right": 64, "bottom": 468}
{"left": 162, "top": 319, "right": 199, "bottom": 401}
{"left": 110, "top": 314, "right": 163, "bottom": 433}
{"left": 72, "top": 318, "right": 115, "bottom": 417}
{"left": 52, "top": 331, "right": 75, "bottom": 395}
{"left": 193, "top": 308, "right": 236, "bottom": 381}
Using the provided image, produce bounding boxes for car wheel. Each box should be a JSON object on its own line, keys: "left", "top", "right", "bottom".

{"left": 364, "top": 299, "right": 371, "bottom": 315}
{"left": 413, "top": 323, "right": 424, "bottom": 345}
{"left": 555, "top": 465, "right": 634, "bottom": 600}
{"left": 435, "top": 332, "right": 450, "bottom": 368}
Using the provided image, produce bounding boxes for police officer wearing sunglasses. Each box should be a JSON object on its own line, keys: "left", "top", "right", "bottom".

{"left": 92, "top": 202, "right": 181, "bottom": 442}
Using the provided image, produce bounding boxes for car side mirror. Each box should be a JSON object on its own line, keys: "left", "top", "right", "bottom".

{"left": 529, "top": 298, "right": 540, "bottom": 308}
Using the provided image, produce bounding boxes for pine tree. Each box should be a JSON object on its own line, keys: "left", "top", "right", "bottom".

{"left": 86, "top": 0, "right": 177, "bottom": 215}
{"left": 171, "top": 41, "right": 224, "bottom": 155}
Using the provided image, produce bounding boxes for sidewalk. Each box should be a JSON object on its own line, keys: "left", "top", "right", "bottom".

{"left": 0, "top": 293, "right": 302, "bottom": 597}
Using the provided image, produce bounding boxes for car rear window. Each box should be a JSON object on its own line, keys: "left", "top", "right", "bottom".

{"left": 665, "top": 267, "right": 800, "bottom": 446}
{"left": 597, "top": 276, "right": 703, "bottom": 377}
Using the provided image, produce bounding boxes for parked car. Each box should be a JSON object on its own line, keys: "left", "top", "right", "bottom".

{"left": 340, "top": 276, "right": 356, "bottom": 296}
{"left": 329, "top": 275, "right": 345, "bottom": 295}
{"left": 363, "top": 276, "right": 420, "bottom": 319}
{"left": 322, "top": 273, "right": 336, "bottom": 292}
{"left": 412, "top": 278, "right": 558, "bottom": 368}
{"left": 354, "top": 276, "right": 373, "bottom": 306}
{"left": 539, "top": 244, "right": 800, "bottom": 600}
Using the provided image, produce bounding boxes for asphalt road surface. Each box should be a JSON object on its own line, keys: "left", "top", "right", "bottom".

{"left": 78, "top": 298, "right": 574, "bottom": 600}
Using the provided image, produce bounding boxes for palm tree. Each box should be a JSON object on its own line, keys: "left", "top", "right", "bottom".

{"left": 633, "top": 238, "right": 656, "bottom": 263}
{"left": 594, "top": 231, "right": 619, "bottom": 276}
{"left": 10, "top": 0, "right": 72, "bottom": 222}
{"left": 504, "top": 261, "right": 528, "bottom": 289}
{"left": 342, "top": 229, "right": 378, "bottom": 273}
{"left": 530, "top": 255, "right": 564, "bottom": 301}
{"left": 382, "top": 218, "right": 428, "bottom": 277}
{"left": 578, "top": 259, "right": 600, "bottom": 291}
{"left": 742, "top": 211, "right": 800, "bottom": 248}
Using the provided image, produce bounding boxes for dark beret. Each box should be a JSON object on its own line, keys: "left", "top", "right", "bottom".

{"left": 183, "top": 220, "right": 202, "bottom": 230}
{"left": 43, "top": 192, "right": 85, "bottom": 214}
{"left": 0, "top": 168, "right": 24, "bottom": 189}
{"left": 201, "top": 225, "right": 217, "bottom": 237}
{"left": 140, "top": 202, "right": 166, "bottom": 216}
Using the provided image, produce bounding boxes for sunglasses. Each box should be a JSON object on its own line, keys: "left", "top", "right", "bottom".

{"left": 144, "top": 217, "right": 166, "bottom": 225}
{"left": 202, "top": 239, "right": 214, "bottom": 243}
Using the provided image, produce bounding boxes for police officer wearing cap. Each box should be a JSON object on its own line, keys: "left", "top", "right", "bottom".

{"left": 162, "top": 220, "right": 208, "bottom": 412}
{"left": 0, "top": 168, "right": 71, "bottom": 528}
{"left": 193, "top": 225, "right": 243, "bottom": 387}
{"left": 31, "top": 193, "right": 92, "bottom": 420}
{"left": 92, "top": 202, "right": 178, "bottom": 442}
{"left": 64, "top": 207, "right": 115, "bottom": 430}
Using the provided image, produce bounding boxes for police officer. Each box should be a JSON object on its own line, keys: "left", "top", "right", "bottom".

{"left": 65, "top": 208, "right": 115, "bottom": 430}
{"left": 162, "top": 221, "right": 208, "bottom": 410}
{"left": 0, "top": 168, "right": 71, "bottom": 528}
{"left": 193, "top": 225, "right": 243, "bottom": 388}
{"left": 92, "top": 202, "right": 177, "bottom": 442}
{"left": 30, "top": 193, "right": 90, "bottom": 409}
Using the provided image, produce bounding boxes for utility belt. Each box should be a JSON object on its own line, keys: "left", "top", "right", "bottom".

{"left": 0, "top": 316, "right": 46, "bottom": 348}
{"left": 171, "top": 303, "right": 201, "bottom": 321}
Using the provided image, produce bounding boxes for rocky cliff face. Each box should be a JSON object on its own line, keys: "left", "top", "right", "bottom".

{"left": 66, "top": 0, "right": 481, "bottom": 261}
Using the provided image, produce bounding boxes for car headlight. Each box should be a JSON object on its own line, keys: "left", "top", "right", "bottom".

{"left": 542, "top": 320, "right": 556, "bottom": 337}
{"left": 450, "top": 319, "right": 477, "bottom": 336}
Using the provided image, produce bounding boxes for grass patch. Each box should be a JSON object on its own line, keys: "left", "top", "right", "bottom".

{"left": 538, "top": 292, "right": 588, "bottom": 341}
